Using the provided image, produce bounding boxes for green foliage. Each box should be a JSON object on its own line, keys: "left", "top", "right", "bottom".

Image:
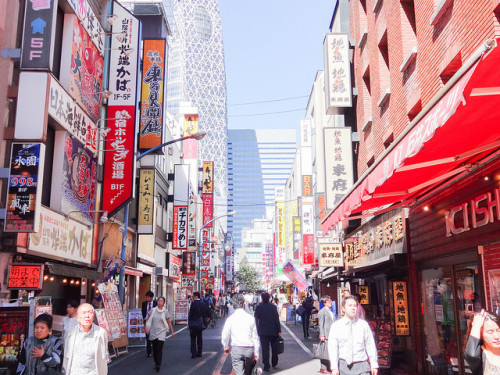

{"left": 236, "top": 264, "right": 261, "bottom": 292}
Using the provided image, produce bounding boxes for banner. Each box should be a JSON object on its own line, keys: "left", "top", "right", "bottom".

{"left": 174, "top": 300, "right": 188, "bottom": 321}
{"left": 21, "top": 0, "right": 58, "bottom": 70}
{"left": 139, "top": 39, "right": 167, "bottom": 150}
{"left": 282, "top": 262, "right": 310, "bottom": 292}
{"left": 167, "top": 253, "right": 181, "bottom": 281}
{"left": 202, "top": 161, "right": 214, "bottom": 194}
{"left": 64, "top": 0, "right": 104, "bottom": 53}
{"left": 181, "top": 274, "right": 195, "bottom": 288}
{"left": 183, "top": 114, "right": 198, "bottom": 159}
{"left": 127, "top": 308, "right": 145, "bottom": 338}
{"left": 138, "top": 169, "right": 155, "bottom": 234}
{"left": 173, "top": 206, "right": 188, "bottom": 249}
{"left": 182, "top": 252, "right": 196, "bottom": 275}
{"left": 5, "top": 143, "right": 45, "bottom": 232}
{"left": 276, "top": 201, "right": 286, "bottom": 248}
{"left": 319, "top": 243, "right": 343, "bottom": 267}
{"left": 324, "top": 33, "right": 352, "bottom": 111}
{"left": 303, "top": 234, "right": 315, "bottom": 265}
{"left": 202, "top": 194, "right": 213, "bottom": 227}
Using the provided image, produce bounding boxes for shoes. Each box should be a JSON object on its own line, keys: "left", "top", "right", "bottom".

{"left": 319, "top": 370, "right": 330, "bottom": 374}
{"left": 146, "top": 354, "right": 152, "bottom": 357}
{"left": 197, "top": 354, "right": 202, "bottom": 357}
{"left": 191, "top": 354, "right": 196, "bottom": 359}
{"left": 155, "top": 366, "right": 160, "bottom": 372}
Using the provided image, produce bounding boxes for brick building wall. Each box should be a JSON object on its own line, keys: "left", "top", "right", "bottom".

{"left": 350, "top": 0, "right": 500, "bottom": 176}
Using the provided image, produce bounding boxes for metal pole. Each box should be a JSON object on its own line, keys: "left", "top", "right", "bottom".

{"left": 118, "top": 203, "right": 129, "bottom": 304}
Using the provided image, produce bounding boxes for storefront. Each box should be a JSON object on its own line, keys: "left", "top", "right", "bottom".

{"left": 410, "top": 154, "right": 500, "bottom": 375}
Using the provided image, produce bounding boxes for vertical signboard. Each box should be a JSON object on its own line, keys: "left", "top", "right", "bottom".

{"left": 324, "top": 33, "right": 352, "bottom": 112}
{"left": 139, "top": 39, "right": 167, "bottom": 151}
{"left": 292, "top": 216, "right": 301, "bottom": 260}
{"left": 103, "top": 2, "right": 140, "bottom": 217}
{"left": 324, "top": 128, "right": 354, "bottom": 210}
{"left": 167, "top": 254, "right": 181, "bottom": 281}
{"left": 319, "top": 243, "right": 343, "bottom": 267}
{"left": 202, "top": 161, "right": 214, "bottom": 194}
{"left": 183, "top": 114, "right": 199, "bottom": 159}
{"left": 202, "top": 194, "right": 214, "bottom": 228}
{"left": 173, "top": 206, "right": 188, "bottom": 249}
{"left": 5, "top": 143, "right": 45, "bottom": 232}
{"left": 302, "top": 175, "right": 312, "bottom": 197}
{"left": 393, "top": 281, "right": 410, "bottom": 336}
{"left": 64, "top": 0, "right": 105, "bottom": 54}
{"left": 201, "top": 228, "right": 211, "bottom": 280}
{"left": 20, "top": 0, "right": 58, "bottom": 70}
{"left": 138, "top": 169, "right": 155, "bottom": 234}
{"left": 315, "top": 193, "right": 326, "bottom": 234}
{"left": 276, "top": 201, "right": 286, "bottom": 248}
{"left": 182, "top": 252, "right": 196, "bottom": 275}
{"left": 302, "top": 197, "right": 314, "bottom": 265}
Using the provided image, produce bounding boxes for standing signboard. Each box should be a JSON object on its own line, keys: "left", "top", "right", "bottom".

{"left": 0, "top": 307, "right": 30, "bottom": 375}
{"left": 97, "top": 283, "right": 128, "bottom": 349}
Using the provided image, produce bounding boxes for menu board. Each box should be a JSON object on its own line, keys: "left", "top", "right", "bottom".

{"left": 95, "top": 309, "right": 112, "bottom": 340}
{"left": 368, "top": 318, "right": 392, "bottom": 368}
{"left": 174, "top": 300, "right": 188, "bottom": 321}
{"left": 127, "top": 309, "right": 145, "bottom": 338}
{"left": 98, "top": 283, "right": 127, "bottom": 340}
{"left": 0, "top": 307, "right": 29, "bottom": 375}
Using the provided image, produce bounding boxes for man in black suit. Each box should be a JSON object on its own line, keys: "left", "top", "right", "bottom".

{"left": 188, "top": 292, "right": 209, "bottom": 359}
{"left": 141, "top": 290, "right": 157, "bottom": 357}
{"left": 254, "top": 292, "right": 282, "bottom": 372}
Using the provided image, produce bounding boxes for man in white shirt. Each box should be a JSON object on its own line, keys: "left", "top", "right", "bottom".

{"left": 328, "top": 296, "right": 378, "bottom": 375}
{"left": 222, "top": 294, "right": 260, "bottom": 375}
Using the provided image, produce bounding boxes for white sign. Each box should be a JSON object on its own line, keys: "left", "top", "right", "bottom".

{"left": 276, "top": 247, "right": 286, "bottom": 264}
{"left": 108, "top": 2, "right": 140, "bottom": 106}
{"left": 65, "top": 0, "right": 104, "bottom": 54}
{"left": 319, "top": 243, "right": 344, "bottom": 267}
{"left": 324, "top": 33, "right": 352, "bottom": 112}
{"left": 324, "top": 128, "right": 354, "bottom": 210}
{"left": 301, "top": 197, "right": 314, "bottom": 235}
{"left": 28, "top": 206, "right": 93, "bottom": 265}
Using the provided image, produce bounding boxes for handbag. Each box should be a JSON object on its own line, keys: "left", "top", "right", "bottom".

{"left": 188, "top": 318, "right": 206, "bottom": 331}
{"left": 276, "top": 336, "right": 284, "bottom": 354}
{"left": 312, "top": 341, "right": 329, "bottom": 361}
{"left": 296, "top": 305, "right": 306, "bottom": 317}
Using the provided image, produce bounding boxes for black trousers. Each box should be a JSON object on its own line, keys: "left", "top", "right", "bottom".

{"left": 146, "top": 333, "right": 152, "bottom": 355}
{"left": 151, "top": 339, "right": 165, "bottom": 367}
{"left": 302, "top": 314, "right": 310, "bottom": 337}
{"left": 259, "top": 335, "right": 278, "bottom": 370}
{"left": 190, "top": 328, "right": 203, "bottom": 356}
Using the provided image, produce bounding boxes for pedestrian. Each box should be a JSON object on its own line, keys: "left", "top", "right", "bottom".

{"left": 254, "top": 292, "right": 281, "bottom": 372}
{"left": 328, "top": 295, "right": 378, "bottom": 375}
{"left": 465, "top": 309, "right": 500, "bottom": 375}
{"left": 62, "top": 300, "right": 79, "bottom": 343}
{"left": 63, "top": 303, "right": 109, "bottom": 375}
{"left": 301, "top": 296, "right": 314, "bottom": 339}
{"left": 188, "top": 292, "right": 209, "bottom": 359}
{"left": 222, "top": 293, "right": 260, "bottom": 375}
{"left": 318, "top": 295, "right": 335, "bottom": 374}
{"left": 16, "top": 313, "right": 62, "bottom": 375}
{"left": 141, "top": 290, "right": 157, "bottom": 358}
{"left": 145, "top": 296, "right": 175, "bottom": 372}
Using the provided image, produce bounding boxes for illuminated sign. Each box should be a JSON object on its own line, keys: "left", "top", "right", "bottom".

{"left": 7, "top": 264, "right": 44, "bottom": 290}
{"left": 173, "top": 206, "right": 188, "bottom": 249}
{"left": 393, "top": 281, "right": 410, "bottom": 336}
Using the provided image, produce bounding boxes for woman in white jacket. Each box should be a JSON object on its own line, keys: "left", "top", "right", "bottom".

{"left": 145, "top": 297, "right": 175, "bottom": 372}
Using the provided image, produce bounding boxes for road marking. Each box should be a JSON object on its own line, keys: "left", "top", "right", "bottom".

{"left": 280, "top": 322, "right": 313, "bottom": 357}
{"left": 212, "top": 350, "right": 234, "bottom": 375}
{"left": 182, "top": 352, "right": 219, "bottom": 374}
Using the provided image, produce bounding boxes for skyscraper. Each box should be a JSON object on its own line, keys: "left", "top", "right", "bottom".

{"left": 165, "top": 0, "right": 228, "bottom": 224}
{"left": 227, "top": 129, "right": 296, "bottom": 251}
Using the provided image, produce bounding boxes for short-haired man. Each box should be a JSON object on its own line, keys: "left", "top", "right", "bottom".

{"left": 188, "top": 292, "right": 209, "bottom": 359}
{"left": 222, "top": 294, "right": 260, "bottom": 375}
{"left": 141, "top": 291, "right": 157, "bottom": 357}
{"left": 63, "top": 303, "right": 109, "bottom": 375}
{"left": 63, "top": 300, "right": 79, "bottom": 343}
{"left": 254, "top": 292, "right": 281, "bottom": 372}
{"left": 328, "top": 296, "right": 378, "bottom": 375}
{"left": 318, "top": 295, "right": 334, "bottom": 374}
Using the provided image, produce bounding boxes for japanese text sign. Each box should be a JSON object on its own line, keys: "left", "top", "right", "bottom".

{"left": 167, "top": 253, "right": 181, "bottom": 281}
{"left": 65, "top": 0, "right": 104, "bottom": 54}
{"left": 302, "top": 234, "right": 315, "bottom": 265}
{"left": 319, "top": 243, "right": 343, "bottom": 267}
{"left": 5, "top": 143, "right": 45, "bottom": 232}
{"left": 276, "top": 201, "right": 286, "bottom": 248}
{"left": 202, "top": 161, "right": 214, "bottom": 194}
{"left": 182, "top": 252, "right": 196, "bottom": 275}
{"left": 183, "top": 114, "right": 199, "bottom": 159}
{"left": 181, "top": 274, "right": 195, "bottom": 288}
{"left": 358, "top": 285, "right": 369, "bottom": 304}
{"left": 7, "top": 264, "right": 44, "bottom": 290}
{"left": 282, "top": 262, "right": 310, "bottom": 292}
{"left": 393, "top": 281, "right": 410, "bottom": 336}
{"left": 173, "top": 206, "right": 188, "bottom": 249}
{"left": 21, "top": 0, "right": 57, "bottom": 70}
{"left": 202, "top": 194, "right": 213, "bottom": 227}
{"left": 138, "top": 169, "right": 155, "bottom": 234}
{"left": 324, "top": 33, "right": 352, "bottom": 111}
{"left": 139, "top": 39, "right": 166, "bottom": 150}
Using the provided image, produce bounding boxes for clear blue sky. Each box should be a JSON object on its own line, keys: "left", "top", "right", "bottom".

{"left": 219, "top": 1, "right": 335, "bottom": 130}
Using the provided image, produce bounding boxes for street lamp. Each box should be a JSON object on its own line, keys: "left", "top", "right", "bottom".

{"left": 198, "top": 211, "right": 236, "bottom": 294}
{"left": 116, "top": 131, "right": 207, "bottom": 303}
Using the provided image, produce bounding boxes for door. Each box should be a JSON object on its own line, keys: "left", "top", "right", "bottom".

{"left": 420, "top": 263, "right": 481, "bottom": 374}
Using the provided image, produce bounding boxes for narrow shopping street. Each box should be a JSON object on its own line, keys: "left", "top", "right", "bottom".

{"left": 109, "top": 316, "right": 320, "bottom": 375}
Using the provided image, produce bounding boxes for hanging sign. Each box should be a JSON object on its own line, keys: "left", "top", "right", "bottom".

{"left": 392, "top": 281, "right": 410, "bottom": 336}
{"left": 358, "top": 285, "right": 369, "bottom": 304}
{"left": 319, "top": 243, "right": 343, "bottom": 267}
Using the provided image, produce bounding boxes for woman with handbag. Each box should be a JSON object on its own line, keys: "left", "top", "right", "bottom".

{"left": 16, "top": 313, "right": 62, "bottom": 375}
{"left": 317, "top": 295, "right": 334, "bottom": 374}
{"left": 145, "top": 297, "right": 175, "bottom": 372}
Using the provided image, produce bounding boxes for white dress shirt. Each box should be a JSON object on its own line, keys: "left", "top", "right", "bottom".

{"left": 221, "top": 308, "right": 260, "bottom": 353}
{"left": 327, "top": 316, "right": 378, "bottom": 371}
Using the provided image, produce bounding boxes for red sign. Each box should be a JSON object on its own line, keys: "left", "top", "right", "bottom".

{"left": 7, "top": 264, "right": 44, "bottom": 290}
{"left": 201, "top": 228, "right": 211, "bottom": 268}
{"left": 173, "top": 206, "right": 188, "bottom": 249}
{"left": 202, "top": 194, "right": 213, "bottom": 227}
{"left": 102, "top": 106, "right": 136, "bottom": 216}
{"left": 303, "top": 234, "right": 315, "bottom": 265}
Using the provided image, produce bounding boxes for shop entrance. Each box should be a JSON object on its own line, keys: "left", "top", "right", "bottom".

{"left": 420, "top": 263, "right": 481, "bottom": 375}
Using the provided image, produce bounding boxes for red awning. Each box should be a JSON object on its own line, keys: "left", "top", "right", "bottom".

{"left": 322, "top": 39, "right": 500, "bottom": 235}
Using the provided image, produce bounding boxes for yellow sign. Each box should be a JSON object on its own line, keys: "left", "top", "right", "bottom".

{"left": 184, "top": 114, "right": 198, "bottom": 136}
{"left": 138, "top": 169, "right": 155, "bottom": 233}
{"left": 393, "top": 281, "right": 410, "bottom": 336}
{"left": 358, "top": 285, "right": 369, "bottom": 304}
{"left": 202, "top": 161, "right": 213, "bottom": 194}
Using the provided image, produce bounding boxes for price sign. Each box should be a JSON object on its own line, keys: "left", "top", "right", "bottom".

{"left": 181, "top": 274, "right": 195, "bottom": 288}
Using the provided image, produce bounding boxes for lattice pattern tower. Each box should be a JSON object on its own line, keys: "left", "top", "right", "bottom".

{"left": 166, "top": 0, "right": 228, "bottom": 226}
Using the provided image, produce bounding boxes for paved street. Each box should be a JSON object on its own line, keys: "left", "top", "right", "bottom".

{"left": 109, "top": 316, "right": 322, "bottom": 375}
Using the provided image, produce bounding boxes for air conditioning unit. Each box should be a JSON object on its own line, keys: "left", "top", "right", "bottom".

{"left": 155, "top": 267, "right": 164, "bottom": 275}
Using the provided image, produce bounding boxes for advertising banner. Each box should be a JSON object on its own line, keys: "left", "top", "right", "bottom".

{"left": 324, "top": 33, "right": 352, "bottom": 111}
{"left": 182, "top": 252, "right": 196, "bottom": 275}
{"left": 167, "top": 253, "right": 181, "bottom": 281}
{"left": 276, "top": 201, "right": 286, "bottom": 248}
{"left": 202, "top": 161, "right": 214, "bottom": 194}
{"left": 292, "top": 216, "right": 301, "bottom": 260}
{"left": 282, "top": 262, "right": 310, "bottom": 292}
{"left": 183, "top": 114, "right": 198, "bottom": 159}
{"left": 0, "top": 307, "right": 29, "bottom": 374}
{"left": 21, "top": 0, "right": 58, "bottom": 70}
{"left": 7, "top": 264, "right": 44, "bottom": 290}
{"left": 319, "top": 243, "right": 344, "bottom": 267}
{"left": 5, "top": 143, "right": 45, "bottom": 232}
{"left": 303, "top": 234, "right": 315, "bottom": 265}
{"left": 201, "top": 228, "right": 211, "bottom": 270}
{"left": 139, "top": 39, "right": 167, "bottom": 150}
{"left": 392, "top": 281, "right": 410, "bottom": 336}
{"left": 173, "top": 206, "right": 188, "bottom": 249}
{"left": 138, "top": 169, "right": 155, "bottom": 234}
{"left": 64, "top": 0, "right": 104, "bottom": 54}
{"left": 127, "top": 308, "right": 145, "bottom": 338}
{"left": 102, "top": 107, "right": 136, "bottom": 216}
{"left": 97, "top": 283, "right": 127, "bottom": 340}
{"left": 28, "top": 206, "right": 93, "bottom": 265}
{"left": 174, "top": 300, "right": 188, "bottom": 321}
{"left": 202, "top": 194, "right": 213, "bottom": 228}
{"left": 181, "top": 274, "right": 195, "bottom": 288}
{"left": 302, "top": 175, "right": 312, "bottom": 197}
